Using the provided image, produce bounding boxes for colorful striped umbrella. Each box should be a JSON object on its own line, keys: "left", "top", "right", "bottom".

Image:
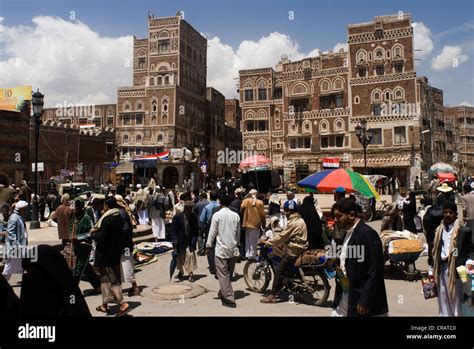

{"left": 428, "top": 162, "right": 457, "bottom": 174}
{"left": 297, "top": 168, "right": 379, "bottom": 199}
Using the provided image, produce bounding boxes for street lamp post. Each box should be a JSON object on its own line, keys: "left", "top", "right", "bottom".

{"left": 30, "top": 89, "right": 44, "bottom": 230}
{"left": 355, "top": 119, "right": 373, "bottom": 175}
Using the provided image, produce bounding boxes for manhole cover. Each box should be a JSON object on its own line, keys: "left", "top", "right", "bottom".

{"left": 154, "top": 284, "right": 192, "bottom": 295}
{"left": 143, "top": 283, "right": 207, "bottom": 300}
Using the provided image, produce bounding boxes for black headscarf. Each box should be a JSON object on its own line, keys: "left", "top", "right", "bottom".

{"left": 299, "top": 196, "right": 324, "bottom": 249}
{"left": 0, "top": 274, "right": 20, "bottom": 318}
{"left": 20, "top": 245, "right": 91, "bottom": 318}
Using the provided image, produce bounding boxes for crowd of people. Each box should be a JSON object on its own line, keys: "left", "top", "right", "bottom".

{"left": 1, "top": 173, "right": 473, "bottom": 317}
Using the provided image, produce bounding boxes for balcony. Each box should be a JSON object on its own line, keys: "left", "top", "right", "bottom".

{"left": 283, "top": 107, "right": 350, "bottom": 120}
{"left": 242, "top": 130, "right": 270, "bottom": 137}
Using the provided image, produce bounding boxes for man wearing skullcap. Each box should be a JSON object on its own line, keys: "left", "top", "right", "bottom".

{"left": 2, "top": 201, "right": 28, "bottom": 280}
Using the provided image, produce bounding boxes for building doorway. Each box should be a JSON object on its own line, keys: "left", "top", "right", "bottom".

{"left": 162, "top": 166, "right": 179, "bottom": 188}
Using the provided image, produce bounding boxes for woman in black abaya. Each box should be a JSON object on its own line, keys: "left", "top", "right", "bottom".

{"left": 20, "top": 244, "right": 91, "bottom": 318}
{"left": 299, "top": 195, "right": 325, "bottom": 250}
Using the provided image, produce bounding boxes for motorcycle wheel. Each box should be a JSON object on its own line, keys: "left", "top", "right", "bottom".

{"left": 243, "top": 259, "right": 271, "bottom": 293}
{"left": 301, "top": 269, "right": 330, "bottom": 306}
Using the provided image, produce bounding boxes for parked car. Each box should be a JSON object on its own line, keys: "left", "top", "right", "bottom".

{"left": 58, "top": 182, "right": 92, "bottom": 198}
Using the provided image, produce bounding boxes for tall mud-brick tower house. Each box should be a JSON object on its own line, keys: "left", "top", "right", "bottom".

{"left": 116, "top": 13, "right": 207, "bottom": 187}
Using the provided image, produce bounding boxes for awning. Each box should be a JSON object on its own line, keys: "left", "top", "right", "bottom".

{"left": 115, "top": 161, "right": 134, "bottom": 174}
{"left": 352, "top": 154, "right": 411, "bottom": 168}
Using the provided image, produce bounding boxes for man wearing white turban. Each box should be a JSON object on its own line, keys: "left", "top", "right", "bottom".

{"left": 2, "top": 201, "right": 28, "bottom": 280}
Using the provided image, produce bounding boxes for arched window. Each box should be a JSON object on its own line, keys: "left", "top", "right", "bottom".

{"left": 288, "top": 121, "right": 297, "bottom": 134}
{"left": 320, "top": 79, "right": 330, "bottom": 92}
{"left": 333, "top": 78, "right": 344, "bottom": 90}
{"left": 245, "top": 140, "right": 255, "bottom": 150}
{"left": 257, "top": 140, "right": 267, "bottom": 150}
{"left": 303, "top": 121, "right": 312, "bottom": 133}
{"left": 157, "top": 76, "right": 163, "bottom": 85}
{"left": 357, "top": 50, "right": 367, "bottom": 63}
{"left": 384, "top": 90, "right": 392, "bottom": 101}
{"left": 394, "top": 87, "right": 404, "bottom": 100}
{"left": 136, "top": 134, "right": 142, "bottom": 144}
{"left": 152, "top": 100, "right": 158, "bottom": 112}
{"left": 123, "top": 134, "right": 129, "bottom": 144}
{"left": 293, "top": 83, "right": 308, "bottom": 94}
{"left": 393, "top": 45, "right": 404, "bottom": 58}
{"left": 354, "top": 95, "right": 360, "bottom": 104}
{"left": 334, "top": 118, "right": 344, "bottom": 131}
{"left": 371, "top": 89, "right": 382, "bottom": 102}
{"left": 162, "top": 98, "right": 169, "bottom": 114}
{"left": 157, "top": 134, "right": 163, "bottom": 142}
{"left": 164, "top": 75, "right": 170, "bottom": 85}
{"left": 375, "top": 48, "right": 384, "bottom": 59}
{"left": 320, "top": 120, "right": 329, "bottom": 133}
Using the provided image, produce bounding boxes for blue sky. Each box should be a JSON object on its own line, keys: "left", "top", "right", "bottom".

{"left": 0, "top": 0, "right": 473, "bottom": 106}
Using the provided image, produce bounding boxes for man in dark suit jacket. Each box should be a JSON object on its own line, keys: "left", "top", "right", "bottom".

{"left": 92, "top": 196, "right": 129, "bottom": 316}
{"left": 170, "top": 201, "right": 199, "bottom": 281}
{"left": 331, "top": 198, "right": 389, "bottom": 317}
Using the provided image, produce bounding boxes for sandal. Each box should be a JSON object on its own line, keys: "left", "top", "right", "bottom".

{"left": 96, "top": 305, "right": 109, "bottom": 314}
{"left": 260, "top": 296, "right": 278, "bottom": 304}
{"left": 128, "top": 288, "right": 141, "bottom": 297}
{"left": 116, "top": 303, "right": 130, "bottom": 317}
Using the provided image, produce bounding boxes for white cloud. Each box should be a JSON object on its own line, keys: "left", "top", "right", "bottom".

{"left": 459, "top": 101, "right": 473, "bottom": 107}
{"left": 0, "top": 16, "right": 323, "bottom": 104}
{"left": 333, "top": 42, "right": 348, "bottom": 52}
{"left": 207, "top": 32, "right": 320, "bottom": 98}
{"left": 412, "top": 22, "right": 434, "bottom": 60}
{"left": 431, "top": 45, "right": 468, "bottom": 71}
{"left": 0, "top": 16, "right": 132, "bottom": 107}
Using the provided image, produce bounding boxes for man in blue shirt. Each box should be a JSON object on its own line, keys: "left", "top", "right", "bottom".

{"left": 200, "top": 191, "right": 219, "bottom": 274}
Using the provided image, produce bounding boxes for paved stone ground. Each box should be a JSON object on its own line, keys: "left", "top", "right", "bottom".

{"left": 7, "top": 215, "right": 438, "bottom": 317}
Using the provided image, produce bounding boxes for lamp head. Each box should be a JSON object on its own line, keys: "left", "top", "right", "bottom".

{"left": 32, "top": 89, "right": 44, "bottom": 115}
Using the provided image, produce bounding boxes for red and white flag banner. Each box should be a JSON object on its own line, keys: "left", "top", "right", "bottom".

{"left": 322, "top": 157, "right": 340, "bottom": 168}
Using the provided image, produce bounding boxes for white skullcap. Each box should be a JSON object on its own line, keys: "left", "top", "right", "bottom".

{"left": 136, "top": 184, "right": 142, "bottom": 189}
{"left": 15, "top": 200, "right": 28, "bottom": 209}
{"left": 249, "top": 189, "right": 258, "bottom": 195}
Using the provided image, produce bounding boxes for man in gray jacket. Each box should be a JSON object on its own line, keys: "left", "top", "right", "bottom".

{"left": 206, "top": 195, "right": 241, "bottom": 308}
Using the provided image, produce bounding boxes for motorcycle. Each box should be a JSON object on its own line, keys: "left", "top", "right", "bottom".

{"left": 243, "top": 243, "right": 332, "bottom": 306}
